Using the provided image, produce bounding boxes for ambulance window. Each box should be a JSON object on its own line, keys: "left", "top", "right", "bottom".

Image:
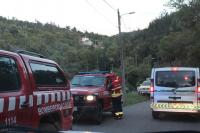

{"left": 0, "top": 56, "right": 21, "bottom": 92}
{"left": 156, "top": 71, "right": 195, "bottom": 87}
{"left": 30, "top": 62, "right": 66, "bottom": 86}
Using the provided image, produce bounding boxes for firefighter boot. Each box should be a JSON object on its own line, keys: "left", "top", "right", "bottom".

{"left": 114, "top": 112, "right": 124, "bottom": 119}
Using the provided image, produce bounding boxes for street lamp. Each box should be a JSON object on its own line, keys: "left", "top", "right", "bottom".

{"left": 121, "top": 11, "right": 135, "bottom": 16}
{"left": 117, "top": 9, "right": 135, "bottom": 96}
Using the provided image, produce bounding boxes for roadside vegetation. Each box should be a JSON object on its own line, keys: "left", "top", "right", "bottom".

{"left": 0, "top": 0, "right": 198, "bottom": 91}
{"left": 123, "top": 92, "right": 149, "bottom": 106}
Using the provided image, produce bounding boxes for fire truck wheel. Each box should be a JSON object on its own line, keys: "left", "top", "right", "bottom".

{"left": 70, "top": 126, "right": 73, "bottom": 130}
{"left": 152, "top": 111, "right": 160, "bottom": 119}
{"left": 73, "top": 115, "right": 80, "bottom": 123}
{"left": 39, "top": 123, "right": 59, "bottom": 131}
{"left": 94, "top": 103, "right": 103, "bottom": 124}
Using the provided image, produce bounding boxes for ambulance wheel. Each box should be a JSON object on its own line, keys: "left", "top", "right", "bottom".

{"left": 152, "top": 111, "right": 160, "bottom": 119}
{"left": 94, "top": 103, "right": 103, "bottom": 124}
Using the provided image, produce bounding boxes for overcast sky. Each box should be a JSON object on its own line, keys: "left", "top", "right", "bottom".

{"left": 0, "top": 0, "right": 172, "bottom": 36}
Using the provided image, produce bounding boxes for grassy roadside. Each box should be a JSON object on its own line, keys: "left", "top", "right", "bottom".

{"left": 123, "top": 92, "right": 149, "bottom": 107}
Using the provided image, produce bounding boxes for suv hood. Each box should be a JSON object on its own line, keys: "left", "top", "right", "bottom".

{"left": 71, "top": 86, "right": 103, "bottom": 95}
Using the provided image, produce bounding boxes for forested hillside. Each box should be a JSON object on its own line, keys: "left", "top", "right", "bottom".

{"left": 0, "top": 17, "right": 116, "bottom": 77}
{"left": 0, "top": 0, "right": 199, "bottom": 90}
{"left": 121, "top": 0, "right": 200, "bottom": 88}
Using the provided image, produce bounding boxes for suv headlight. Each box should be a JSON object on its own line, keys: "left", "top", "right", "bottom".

{"left": 86, "top": 95, "right": 96, "bottom": 101}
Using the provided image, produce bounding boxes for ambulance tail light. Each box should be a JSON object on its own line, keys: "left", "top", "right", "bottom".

{"left": 150, "top": 86, "right": 154, "bottom": 92}
{"left": 171, "top": 67, "right": 178, "bottom": 72}
{"left": 149, "top": 79, "right": 154, "bottom": 92}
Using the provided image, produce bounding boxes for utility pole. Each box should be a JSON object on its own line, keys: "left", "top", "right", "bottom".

{"left": 117, "top": 9, "right": 126, "bottom": 95}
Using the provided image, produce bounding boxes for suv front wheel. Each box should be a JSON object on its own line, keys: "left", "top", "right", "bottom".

{"left": 94, "top": 103, "right": 103, "bottom": 124}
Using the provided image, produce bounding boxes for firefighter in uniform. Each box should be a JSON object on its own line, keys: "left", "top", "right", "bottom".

{"left": 110, "top": 76, "right": 123, "bottom": 119}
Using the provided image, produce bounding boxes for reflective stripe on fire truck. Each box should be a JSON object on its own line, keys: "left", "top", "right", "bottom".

{"left": 0, "top": 90, "right": 71, "bottom": 113}
{"left": 8, "top": 97, "right": 16, "bottom": 111}
{"left": 44, "top": 93, "right": 49, "bottom": 103}
{"left": 51, "top": 93, "right": 55, "bottom": 102}
{"left": 56, "top": 92, "right": 61, "bottom": 102}
{"left": 29, "top": 95, "right": 33, "bottom": 107}
{"left": 19, "top": 96, "right": 26, "bottom": 109}
{"left": 62, "top": 91, "right": 66, "bottom": 101}
{"left": 33, "top": 91, "right": 71, "bottom": 104}
{"left": 0, "top": 98, "right": 4, "bottom": 113}
{"left": 67, "top": 91, "right": 71, "bottom": 100}
{"left": 36, "top": 94, "right": 42, "bottom": 105}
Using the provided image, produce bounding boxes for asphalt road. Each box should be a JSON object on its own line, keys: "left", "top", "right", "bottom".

{"left": 73, "top": 101, "right": 200, "bottom": 133}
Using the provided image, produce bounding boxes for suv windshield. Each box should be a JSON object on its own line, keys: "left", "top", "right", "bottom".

{"left": 156, "top": 71, "right": 195, "bottom": 88}
{"left": 71, "top": 76, "right": 105, "bottom": 87}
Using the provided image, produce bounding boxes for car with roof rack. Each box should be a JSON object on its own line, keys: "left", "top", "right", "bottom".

{"left": 0, "top": 50, "right": 73, "bottom": 131}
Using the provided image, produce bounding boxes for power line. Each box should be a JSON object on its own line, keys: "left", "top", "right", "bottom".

{"left": 101, "top": 0, "right": 116, "bottom": 11}
{"left": 85, "top": 0, "right": 117, "bottom": 28}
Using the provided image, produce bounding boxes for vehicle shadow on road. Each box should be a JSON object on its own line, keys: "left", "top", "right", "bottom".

{"left": 73, "top": 112, "right": 113, "bottom": 125}
{"left": 157, "top": 113, "right": 200, "bottom": 123}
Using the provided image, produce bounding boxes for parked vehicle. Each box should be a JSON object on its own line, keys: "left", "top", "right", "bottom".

{"left": 150, "top": 67, "right": 199, "bottom": 119}
{"left": 137, "top": 80, "right": 151, "bottom": 95}
{"left": 0, "top": 50, "right": 73, "bottom": 131}
{"left": 71, "top": 71, "right": 122, "bottom": 124}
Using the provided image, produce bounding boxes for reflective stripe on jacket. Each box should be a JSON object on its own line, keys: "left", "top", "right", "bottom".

{"left": 111, "top": 86, "right": 122, "bottom": 98}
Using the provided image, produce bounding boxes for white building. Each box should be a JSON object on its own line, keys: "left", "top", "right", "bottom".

{"left": 81, "top": 37, "right": 93, "bottom": 46}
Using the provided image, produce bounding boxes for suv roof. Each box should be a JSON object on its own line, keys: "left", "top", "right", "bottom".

{"left": 0, "top": 50, "right": 56, "bottom": 64}
{"left": 19, "top": 53, "right": 56, "bottom": 64}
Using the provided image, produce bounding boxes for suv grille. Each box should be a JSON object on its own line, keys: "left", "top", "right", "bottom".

{"left": 73, "top": 95, "right": 85, "bottom": 106}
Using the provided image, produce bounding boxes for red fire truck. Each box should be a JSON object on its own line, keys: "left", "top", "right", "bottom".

{"left": 0, "top": 50, "right": 73, "bottom": 131}
{"left": 71, "top": 71, "right": 123, "bottom": 124}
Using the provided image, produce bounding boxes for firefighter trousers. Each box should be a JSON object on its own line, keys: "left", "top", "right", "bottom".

{"left": 112, "top": 95, "right": 123, "bottom": 117}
